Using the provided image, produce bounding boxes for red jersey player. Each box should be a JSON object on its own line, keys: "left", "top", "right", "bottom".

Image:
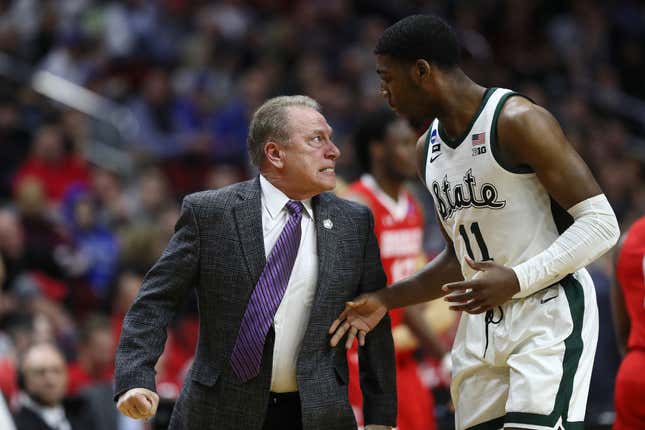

{"left": 612, "top": 216, "right": 645, "bottom": 430}
{"left": 343, "top": 110, "right": 447, "bottom": 430}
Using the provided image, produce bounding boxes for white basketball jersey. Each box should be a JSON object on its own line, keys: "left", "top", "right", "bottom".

{"left": 423, "top": 88, "right": 572, "bottom": 282}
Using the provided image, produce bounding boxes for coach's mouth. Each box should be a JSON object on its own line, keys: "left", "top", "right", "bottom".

{"left": 319, "top": 167, "right": 335, "bottom": 176}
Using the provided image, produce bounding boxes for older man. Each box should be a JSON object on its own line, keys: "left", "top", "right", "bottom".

{"left": 114, "top": 95, "right": 396, "bottom": 430}
{"left": 13, "top": 342, "right": 95, "bottom": 430}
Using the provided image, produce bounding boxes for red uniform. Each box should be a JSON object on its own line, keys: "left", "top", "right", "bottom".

{"left": 614, "top": 217, "right": 645, "bottom": 430}
{"left": 346, "top": 175, "right": 435, "bottom": 430}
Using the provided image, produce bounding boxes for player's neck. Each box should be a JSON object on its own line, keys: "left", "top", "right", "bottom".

{"left": 436, "top": 75, "right": 487, "bottom": 141}
{"left": 371, "top": 170, "right": 402, "bottom": 201}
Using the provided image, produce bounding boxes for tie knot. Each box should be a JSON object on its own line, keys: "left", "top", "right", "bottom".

{"left": 286, "top": 200, "right": 304, "bottom": 217}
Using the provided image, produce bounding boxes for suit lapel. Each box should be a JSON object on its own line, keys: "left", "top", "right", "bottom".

{"left": 297, "top": 193, "right": 342, "bottom": 362}
{"left": 233, "top": 177, "right": 266, "bottom": 284}
{"left": 312, "top": 193, "right": 339, "bottom": 308}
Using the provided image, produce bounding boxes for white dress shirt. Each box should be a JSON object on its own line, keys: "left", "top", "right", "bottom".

{"left": 259, "top": 175, "right": 318, "bottom": 393}
{"left": 19, "top": 393, "right": 71, "bottom": 430}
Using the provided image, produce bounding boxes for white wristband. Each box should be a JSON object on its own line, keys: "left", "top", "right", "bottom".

{"left": 512, "top": 194, "right": 619, "bottom": 298}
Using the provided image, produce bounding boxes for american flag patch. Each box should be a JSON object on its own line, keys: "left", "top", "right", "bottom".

{"left": 472, "top": 132, "right": 485, "bottom": 145}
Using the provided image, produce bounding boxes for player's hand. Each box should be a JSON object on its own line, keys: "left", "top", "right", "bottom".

{"left": 328, "top": 293, "right": 387, "bottom": 348}
{"left": 116, "top": 387, "right": 159, "bottom": 420}
{"left": 442, "top": 256, "right": 520, "bottom": 314}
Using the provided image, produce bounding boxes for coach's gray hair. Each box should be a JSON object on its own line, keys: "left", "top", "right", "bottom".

{"left": 247, "top": 95, "right": 321, "bottom": 167}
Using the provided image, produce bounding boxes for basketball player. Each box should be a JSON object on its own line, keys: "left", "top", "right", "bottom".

{"left": 612, "top": 216, "right": 645, "bottom": 430}
{"left": 329, "top": 15, "right": 620, "bottom": 430}
{"left": 343, "top": 109, "right": 447, "bottom": 430}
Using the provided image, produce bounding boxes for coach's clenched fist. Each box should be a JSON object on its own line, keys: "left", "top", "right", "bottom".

{"left": 116, "top": 387, "right": 159, "bottom": 420}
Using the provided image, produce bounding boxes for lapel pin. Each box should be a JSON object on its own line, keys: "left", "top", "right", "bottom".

{"left": 323, "top": 219, "right": 333, "bottom": 229}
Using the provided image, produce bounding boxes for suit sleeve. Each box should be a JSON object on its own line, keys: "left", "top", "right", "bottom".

{"left": 358, "top": 209, "right": 397, "bottom": 426}
{"left": 113, "top": 197, "right": 200, "bottom": 400}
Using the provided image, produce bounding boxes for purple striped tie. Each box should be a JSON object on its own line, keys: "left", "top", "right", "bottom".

{"left": 230, "top": 200, "right": 304, "bottom": 382}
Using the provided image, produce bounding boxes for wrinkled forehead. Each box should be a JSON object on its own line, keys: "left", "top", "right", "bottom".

{"left": 286, "top": 106, "right": 332, "bottom": 135}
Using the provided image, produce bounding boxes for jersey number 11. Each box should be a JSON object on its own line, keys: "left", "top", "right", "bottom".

{"left": 458, "top": 222, "right": 492, "bottom": 261}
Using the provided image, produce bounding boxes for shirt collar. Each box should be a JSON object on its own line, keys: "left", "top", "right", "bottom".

{"left": 19, "top": 393, "right": 67, "bottom": 426}
{"left": 259, "top": 175, "right": 314, "bottom": 220}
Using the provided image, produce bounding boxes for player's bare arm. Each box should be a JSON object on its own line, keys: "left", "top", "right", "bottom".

{"left": 329, "top": 134, "right": 463, "bottom": 347}
{"left": 498, "top": 97, "right": 602, "bottom": 207}
{"left": 444, "top": 96, "right": 619, "bottom": 313}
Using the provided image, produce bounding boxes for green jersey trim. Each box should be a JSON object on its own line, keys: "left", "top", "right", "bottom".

{"left": 490, "top": 92, "right": 534, "bottom": 174}
{"left": 550, "top": 196, "right": 574, "bottom": 234}
{"left": 438, "top": 87, "right": 496, "bottom": 149}
{"left": 421, "top": 126, "right": 433, "bottom": 185}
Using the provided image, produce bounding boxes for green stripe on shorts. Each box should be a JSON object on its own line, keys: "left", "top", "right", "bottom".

{"left": 466, "top": 275, "right": 585, "bottom": 430}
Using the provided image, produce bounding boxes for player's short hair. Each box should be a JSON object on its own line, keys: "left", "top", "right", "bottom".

{"left": 375, "top": 14, "right": 460, "bottom": 68}
{"left": 247, "top": 95, "right": 321, "bottom": 167}
{"left": 354, "top": 109, "right": 398, "bottom": 173}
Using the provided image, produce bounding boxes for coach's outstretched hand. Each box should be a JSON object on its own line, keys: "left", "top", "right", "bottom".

{"left": 116, "top": 387, "right": 159, "bottom": 420}
{"left": 329, "top": 293, "right": 388, "bottom": 348}
{"left": 443, "top": 256, "right": 520, "bottom": 314}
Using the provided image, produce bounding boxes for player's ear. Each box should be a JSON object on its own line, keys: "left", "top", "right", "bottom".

{"left": 413, "top": 59, "right": 431, "bottom": 84}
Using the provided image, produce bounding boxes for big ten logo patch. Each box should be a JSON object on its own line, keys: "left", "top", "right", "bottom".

{"left": 472, "top": 145, "right": 487, "bottom": 156}
{"left": 471, "top": 132, "right": 486, "bottom": 156}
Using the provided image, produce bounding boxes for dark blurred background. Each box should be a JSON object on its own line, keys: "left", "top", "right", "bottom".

{"left": 0, "top": 1, "right": 642, "bottom": 429}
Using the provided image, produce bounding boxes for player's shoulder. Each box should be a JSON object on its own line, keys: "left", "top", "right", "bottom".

{"left": 498, "top": 94, "right": 554, "bottom": 131}
{"left": 416, "top": 127, "right": 430, "bottom": 155}
{"left": 496, "top": 92, "right": 565, "bottom": 158}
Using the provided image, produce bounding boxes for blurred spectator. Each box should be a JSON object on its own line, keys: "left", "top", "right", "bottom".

{"left": 0, "top": 203, "right": 68, "bottom": 299}
{"left": 109, "top": 270, "right": 142, "bottom": 349}
{"left": 12, "top": 342, "right": 96, "bottom": 430}
{"left": 125, "top": 166, "right": 173, "bottom": 225}
{"left": 39, "top": 28, "right": 97, "bottom": 85}
{"left": 13, "top": 124, "right": 90, "bottom": 207}
{"left": 60, "top": 184, "right": 119, "bottom": 302}
{"left": 67, "top": 314, "right": 114, "bottom": 396}
{"left": 103, "top": 0, "right": 160, "bottom": 59}
{"left": 89, "top": 167, "right": 131, "bottom": 229}
{"left": 0, "top": 93, "right": 31, "bottom": 200}
{"left": 128, "top": 68, "right": 188, "bottom": 160}
{"left": 210, "top": 66, "right": 272, "bottom": 163}
{"left": 203, "top": 163, "right": 245, "bottom": 190}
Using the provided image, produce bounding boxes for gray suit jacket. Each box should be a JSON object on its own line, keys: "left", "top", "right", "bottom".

{"left": 114, "top": 178, "right": 396, "bottom": 429}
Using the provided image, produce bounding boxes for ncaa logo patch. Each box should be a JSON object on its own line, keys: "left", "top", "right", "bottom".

{"left": 430, "top": 129, "right": 441, "bottom": 162}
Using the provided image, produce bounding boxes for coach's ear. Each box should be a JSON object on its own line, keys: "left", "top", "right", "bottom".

{"left": 264, "top": 140, "right": 285, "bottom": 169}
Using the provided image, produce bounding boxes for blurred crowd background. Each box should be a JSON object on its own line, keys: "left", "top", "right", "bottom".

{"left": 0, "top": 0, "right": 643, "bottom": 429}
